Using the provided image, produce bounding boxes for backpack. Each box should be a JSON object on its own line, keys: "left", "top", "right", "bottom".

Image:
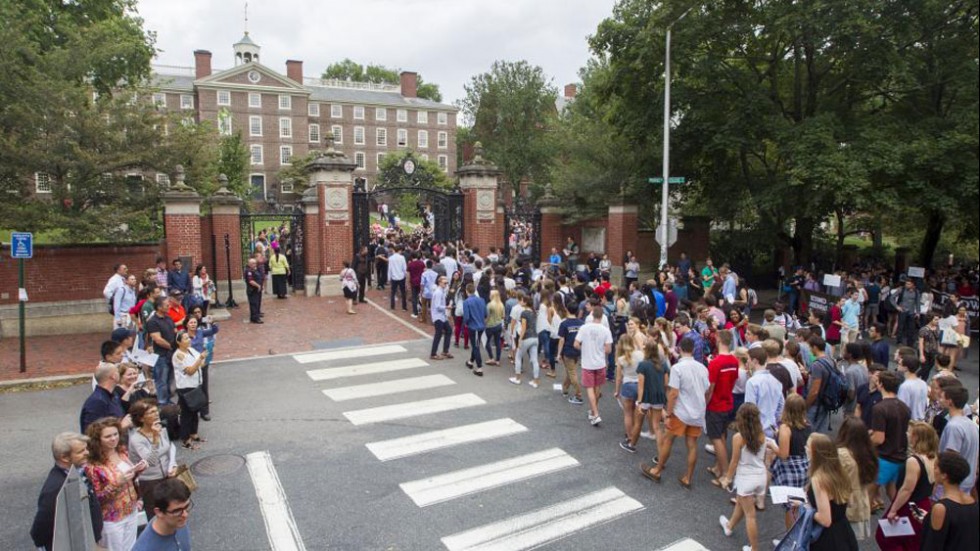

{"left": 815, "top": 357, "right": 849, "bottom": 412}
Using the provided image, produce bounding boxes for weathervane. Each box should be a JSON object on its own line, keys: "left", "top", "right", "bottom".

{"left": 244, "top": 2, "right": 249, "bottom": 34}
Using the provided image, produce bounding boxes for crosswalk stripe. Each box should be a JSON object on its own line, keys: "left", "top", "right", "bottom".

{"left": 440, "top": 487, "right": 644, "bottom": 551}
{"left": 343, "top": 393, "right": 485, "bottom": 426}
{"left": 245, "top": 451, "right": 307, "bottom": 551}
{"left": 305, "top": 358, "right": 428, "bottom": 381}
{"left": 293, "top": 344, "right": 407, "bottom": 364}
{"left": 656, "top": 539, "right": 710, "bottom": 551}
{"left": 366, "top": 418, "right": 529, "bottom": 462}
{"left": 323, "top": 374, "right": 456, "bottom": 402}
{"left": 400, "top": 448, "right": 578, "bottom": 508}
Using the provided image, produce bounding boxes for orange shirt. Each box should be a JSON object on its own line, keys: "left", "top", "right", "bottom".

{"left": 168, "top": 305, "right": 187, "bottom": 330}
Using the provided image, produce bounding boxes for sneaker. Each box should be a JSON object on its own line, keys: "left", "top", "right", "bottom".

{"left": 719, "top": 515, "right": 732, "bottom": 537}
{"left": 640, "top": 431, "right": 655, "bottom": 441}
{"left": 508, "top": 377, "right": 521, "bottom": 386}
{"left": 772, "top": 540, "right": 782, "bottom": 548}
{"left": 410, "top": 314, "right": 418, "bottom": 318}
{"left": 529, "top": 380, "right": 539, "bottom": 389}
{"left": 590, "top": 415, "right": 602, "bottom": 427}
{"left": 705, "top": 443, "right": 716, "bottom": 455}
{"left": 619, "top": 439, "right": 637, "bottom": 454}
{"left": 568, "top": 396, "right": 584, "bottom": 405}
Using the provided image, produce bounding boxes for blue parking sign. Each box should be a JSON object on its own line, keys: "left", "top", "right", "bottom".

{"left": 11, "top": 232, "right": 33, "bottom": 259}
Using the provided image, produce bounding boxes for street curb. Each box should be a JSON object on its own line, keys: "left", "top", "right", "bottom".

{"left": 0, "top": 373, "right": 90, "bottom": 390}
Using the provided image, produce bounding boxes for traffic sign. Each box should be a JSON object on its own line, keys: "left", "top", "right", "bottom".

{"left": 10, "top": 232, "right": 33, "bottom": 259}
{"left": 648, "top": 177, "right": 687, "bottom": 185}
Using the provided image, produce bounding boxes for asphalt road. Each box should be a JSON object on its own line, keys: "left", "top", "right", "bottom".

{"left": 2, "top": 334, "right": 976, "bottom": 551}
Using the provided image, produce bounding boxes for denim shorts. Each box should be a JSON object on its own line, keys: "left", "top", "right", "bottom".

{"left": 620, "top": 382, "right": 638, "bottom": 400}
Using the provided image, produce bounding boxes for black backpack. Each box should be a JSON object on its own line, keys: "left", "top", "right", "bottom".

{"left": 815, "top": 357, "right": 849, "bottom": 412}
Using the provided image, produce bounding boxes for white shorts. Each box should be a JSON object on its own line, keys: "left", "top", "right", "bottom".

{"left": 734, "top": 473, "right": 767, "bottom": 497}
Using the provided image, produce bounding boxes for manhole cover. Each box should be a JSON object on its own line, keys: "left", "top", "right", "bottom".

{"left": 191, "top": 454, "right": 246, "bottom": 477}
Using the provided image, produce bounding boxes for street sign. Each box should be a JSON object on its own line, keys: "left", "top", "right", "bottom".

{"left": 10, "top": 232, "right": 33, "bottom": 259}
{"left": 648, "top": 177, "right": 687, "bottom": 185}
{"left": 655, "top": 218, "right": 679, "bottom": 248}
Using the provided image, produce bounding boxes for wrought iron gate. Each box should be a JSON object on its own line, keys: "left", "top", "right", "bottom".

{"left": 503, "top": 196, "right": 542, "bottom": 264}
{"left": 240, "top": 210, "right": 306, "bottom": 291}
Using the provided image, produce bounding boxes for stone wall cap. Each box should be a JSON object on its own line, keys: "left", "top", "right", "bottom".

{"left": 456, "top": 141, "right": 500, "bottom": 177}
{"left": 307, "top": 134, "right": 357, "bottom": 173}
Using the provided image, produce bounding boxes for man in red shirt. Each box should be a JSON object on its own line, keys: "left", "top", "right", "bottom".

{"left": 705, "top": 330, "right": 740, "bottom": 481}
{"left": 167, "top": 290, "right": 188, "bottom": 331}
{"left": 407, "top": 250, "right": 426, "bottom": 320}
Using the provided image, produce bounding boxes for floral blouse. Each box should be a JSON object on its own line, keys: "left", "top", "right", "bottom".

{"left": 85, "top": 450, "right": 138, "bottom": 522}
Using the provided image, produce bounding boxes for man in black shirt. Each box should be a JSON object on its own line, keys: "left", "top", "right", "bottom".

{"left": 145, "top": 297, "right": 177, "bottom": 404}
{"left": 244, "top": 257, "right": 264, "bottom": 324}
{"left": 30, "top": 433, "right": 103, "bottom": 550}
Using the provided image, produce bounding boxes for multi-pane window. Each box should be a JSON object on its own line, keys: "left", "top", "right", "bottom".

{"left": 152, "top": 93, "right": 166, "bottom": 108}
{"left": 397, "top": 109, "right": 408, "bottom": 123}
{"left": 418, "top": 130, "right": 429, "bottom": 149}
{"left": 375, "top": 107, "right": 387, "bottom": 121}
{"left": 437, "top": 112, "right": 448, "bottom": 125}
{"left": 180, "top": 94, "right": 194, "bottom": 109}
{"left": 332, "top": 125, "right": 343, "bottom": 144}
{"left": 309, "top": 123, "right": 320, "bottom": 143}
{"left": 354, "top": 126, "right": 365, "bottom": 145}
{"left": 377, "top": 152, "right": 386, "bottom": 167}
{"left": 248, "top": 93, "right": 261, "bottom": 108}
{"left": 437, "top": 131, "right": 448, "bottom": 148}
{"left": 278, "top": 95, "right": 291, "bottom": 110}
{"left": 217, "top": 90, "right": 231, "bottom": 106}
{"left": 280, "top": 145, "right": 293, "bottom": 165}
{"left": 279, "top": 117, "right": 292, "bottom": 138}
{"left": 397, "top": 129, "right": 408, "bottom": 147}
{"left": 280, "top": 179, "right": 294, "bottom": 193}
{"left": 417, "top": 111, "right": 429, "bottom": 124}
{"left": 250, "top": 145, "right": 263, "bottom": 165}
{"left": 218, "top": 114, "right": 232, "bottom": 136}
{"left": 438, "top": 155, "right": 449, "bottom": 172}
{"left": 249, "top": 116, "right": 262, "bottom": 136}
{"left": 331, "top": 104, "right": 343, "bottom": 118}
{"left": 308, "top": 103, "right": 320, "bottom": 117}
{"left": 376, "top": 128, "right": 387, "bottom": 147}
{"left": 354, "top": 152, "right": 365, "bottom": 170}
{"left": 35, "top": 172, "right": 52, "bottom": 193}
{"left": 353, "top": 106, "right": 365, "bottom": 120}
{"left": 156, "top": 173, "right": 171, "bottom": 187}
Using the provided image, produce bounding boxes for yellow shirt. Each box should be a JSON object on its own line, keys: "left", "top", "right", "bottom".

{"left": 269, "top": 253, "right": 290, "bottom": 275}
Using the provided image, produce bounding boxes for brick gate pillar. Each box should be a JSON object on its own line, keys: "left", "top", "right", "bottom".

{"left": 457, "top": 143, "right": 501, "bottom": 253}
{"left": 303, "top": 136, "right": 356, "bottom": 296}
{"left": 537, "top": 190, "right": 563, "bottom": 265}
{"left": 162, "top": 165, "right": 204, "bottom": 268}
{"left": 607, "top": 201, "right": 639, "bottom": 283}
{"left": 208, "top": 175, "right": 244, "bottom": 292}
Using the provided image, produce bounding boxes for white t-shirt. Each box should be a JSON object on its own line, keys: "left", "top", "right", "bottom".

{"left": 778, "top": 358, "right": 803, "bottom": 390}
{"left": 897, "top": 377, "right": 930, "bottom": 421}
{"left": 669, "top": 357, "right": 710, "bottom": 428}
{"left": 575, "top": 321, "right": 613, "bottom": 371}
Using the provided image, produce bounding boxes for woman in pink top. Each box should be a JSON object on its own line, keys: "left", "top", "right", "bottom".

{"left": 85, "top": 417, "right": 146, "bottom": 550}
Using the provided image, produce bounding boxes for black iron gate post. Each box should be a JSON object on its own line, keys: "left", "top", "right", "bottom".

{"left": 504, "top": 195, "right": 542, "bottom": 265}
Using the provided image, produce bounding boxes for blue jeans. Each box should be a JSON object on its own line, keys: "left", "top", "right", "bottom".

{"left": 485, "top": 325, "right": 502, "bottom": 362}
{"left": 469, "top": 329, "right": 485, "bottom": 367}
{"left": 675, "top": 284, "right": 689, "bottom": 302}
{"left": 153, "top": 354, "right": 171, "bottom": 405}
{"left": 807, "top": 406, "right": 831, "bottom": 434}
{"left": 538, "top": 330, "right": 553, "bottom": 367}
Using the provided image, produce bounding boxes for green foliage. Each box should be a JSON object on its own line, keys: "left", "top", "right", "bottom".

{"left": 458, "top": 60, "right": 558, "bottom": 192}
{"left": 377, "top": 152, "right": 453, "bottom": 190}
{"left": 216, "top": 132, "right": 251, "bottom": 198}
{"left": 320, "top": 59, "right": 443, "bottom": 102}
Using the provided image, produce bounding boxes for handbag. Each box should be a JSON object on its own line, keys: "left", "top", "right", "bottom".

{"left": 941, "top": 330, "right": 961, "bottom": 347}
{"left": 173, "top": 463, "right": 198, "bottom": 492}
{"left": 182, "top": 386, "right": 208, "bottom": 412}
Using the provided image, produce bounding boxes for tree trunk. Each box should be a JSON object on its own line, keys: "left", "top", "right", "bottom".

{"left": 793, "top": 216, "right": 816, "bottom": 268}
{"left": 834, "top": 209, "right": 846, "bottom": 270}
{"left": 917, "top": 211, "right": 945, "bottom": 268}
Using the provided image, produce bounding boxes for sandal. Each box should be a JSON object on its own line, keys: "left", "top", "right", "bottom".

{"left": 442, "top": 353, "right": 454, "bottom": 360}
{"left": 679, "top": 478, "right": 692, "bottom": 490}
{"left": 473, "top": 369, "right": 484, "bottom": 377}
{"left": 640, "top": 462, "right": 662, "bottom": 483}
{"left": 192, "top": 436, "right": 207, "bottom": 443}
{"left": 181, "top": 441, "right": 200, "bottom": 451}
{"left": 430, "top": 355, "right": 444, "bottom": 361}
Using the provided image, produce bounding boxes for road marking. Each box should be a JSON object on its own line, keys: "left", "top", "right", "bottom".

{"left": 364, "top": 298, "right": 433, "bottom": 338}
{"left": 366, "top": 418, "right": 529, "bottom": 461}
{"left": 305, "top": 358, "right": 428, "bottom": 381}
{"left": 245, "top": 451, "right": 306, "bottom": 551}
{"left": 656, "top": 539, "right": 710, "bottom": 551}
{"left": 323, "top": 374, "right": 456, "bottom": 402}
{"left": 343, "top": 393, "right": 485, "bottom": 426}
{"left": 441, "top": 487, "right": 644, "bottom": 551}
{"left": 400, "top": 448, "right": 578, "bottom": 508}
{"left": 293, "top": 344, "right": 407, "bottom": 364}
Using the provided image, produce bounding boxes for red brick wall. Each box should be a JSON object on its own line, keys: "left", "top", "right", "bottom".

{"left": 210, "top": 213, "right": 243, "bottom": 280}
{"left": 304, "top": 209, "right": 323, "bottom": 276}
{"left": 607, "top": 210, "right": 638, "bottom": 269}
{"left": 462, "top": 189, "right": 499, "bottom": 254}
{"left": 163, "top": 213, "right": 203, "bottom": 268}
{"left": 0, "top": 243, "right": 163, "bottom": 305}
{"left": 636, "top": 217, "right": 711, "bottom": 266}
{"left": 540, "top": 212, "right": 564, "bottom": 263}
{"left": 319, "top": 186, "right": 354, "bottom": 274}
{"left": 199, "top": 216, "right": 214, "bottom": 272}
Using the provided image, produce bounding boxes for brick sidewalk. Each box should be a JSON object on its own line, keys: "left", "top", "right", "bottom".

{"left": 0, "top": 294, "right": 424, "bottom": 382}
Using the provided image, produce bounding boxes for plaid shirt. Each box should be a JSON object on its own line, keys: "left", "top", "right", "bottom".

{"left": 154, "top": 268, "right": 168, "bottom": 291}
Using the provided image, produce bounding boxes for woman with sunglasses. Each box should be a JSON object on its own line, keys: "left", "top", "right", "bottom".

{"left": 173, "top": 331, "right": 209, "bottom": 450}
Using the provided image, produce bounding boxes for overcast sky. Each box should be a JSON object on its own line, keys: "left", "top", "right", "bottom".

{"left": 137, "top": 0, "right": 618, "bottom": 106}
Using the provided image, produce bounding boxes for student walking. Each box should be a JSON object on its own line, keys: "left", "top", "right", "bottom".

{"left": 574, "top": 306, "right": 614, "bottom": 426}
{"left": 718, "top": 404, "right": 778, "bottom": 551}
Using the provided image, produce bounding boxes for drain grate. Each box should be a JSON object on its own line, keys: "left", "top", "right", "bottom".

{"left": 190, "top": 454, "right": 246, "bottom": 477}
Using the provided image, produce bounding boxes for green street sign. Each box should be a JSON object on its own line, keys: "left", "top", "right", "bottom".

{"left": 648, "top": 177, "right": 664, "bottom": 184}
{"left": 648, "top": 177, "right": 686, "bottom": 185}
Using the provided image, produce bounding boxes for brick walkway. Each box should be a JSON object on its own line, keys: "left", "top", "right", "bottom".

{"left": 0, "top": 294, "right": 425, "bottom": 382}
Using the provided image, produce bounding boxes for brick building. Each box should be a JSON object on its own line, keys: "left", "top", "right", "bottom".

{"left": 151, "top": 32, "right": 458, "bottom": 201}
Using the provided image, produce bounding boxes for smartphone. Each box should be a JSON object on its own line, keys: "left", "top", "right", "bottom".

{"left": 908, "top": 502, "right": 926, "bottom": 522}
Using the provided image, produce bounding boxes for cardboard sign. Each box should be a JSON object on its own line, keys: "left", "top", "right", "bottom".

{"left": 803, "top": 290, "right": 836, "bottom": 315}
{"left": 823, "top": 274, "right": 842, "bottom": 288}
{"left": 908, "top": 267, "right": 926, "bottom": 278}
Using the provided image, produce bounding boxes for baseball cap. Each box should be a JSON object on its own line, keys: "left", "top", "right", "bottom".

{"left": 111, "top": 327, "right": 135, "bottom": 342}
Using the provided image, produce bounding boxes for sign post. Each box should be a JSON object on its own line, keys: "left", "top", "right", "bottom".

{"left": 11, "top": 232, "right": 33, "bottom": 373}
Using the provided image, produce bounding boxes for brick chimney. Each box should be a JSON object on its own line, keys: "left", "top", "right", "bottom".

{"left": 400, "top": 71, "right": 418, "bottom": 98}
{"left": 286, "top": 60, "right": 303, "bottom": 84}
{"left": 564, "top": 83, "right": 578, "bottom": 99}
{"left": 194, "top": 50, "right": 212, "bottom": 79}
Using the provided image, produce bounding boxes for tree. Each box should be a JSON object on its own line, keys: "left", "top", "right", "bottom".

{"left": 215, "top": 132, "right": 251, "bottom": 198}
{"left": 377, "top": 152, "right": 453, "bottom": 190}
{"left": 321, "top": 59, "right": 443, "bottom": 102}
{"left": 458, "top": 60, "right": 558, "bottom": 193}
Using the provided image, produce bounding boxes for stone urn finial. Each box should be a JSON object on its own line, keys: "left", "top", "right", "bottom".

{"left": 473, "top": 142, "right": 486, "bottom": 164}
{"left": 169, "top": 164, "right": 193, "bottom": 192}
{"left": 213, "top": 173, "right": 234, "bottom": 197}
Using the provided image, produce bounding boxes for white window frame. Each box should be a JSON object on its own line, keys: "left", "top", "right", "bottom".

{"left": 248, "top": 92, "right": 262, "bottom": 108}
{"left": 417, "top": 111, "right": 429, "bottom": 124}
{"left": 152, "top": 93, "right": 166, "bottom": 108}
{"left": 278, "top": 94, "right": 292, "bottom": 110}
{"left": 279, "top": 117, "right": 292, "bottom": 138}
{"left": 396, "top": 109, "right": 408, "bottom": 123}
{"left": 418, "top": 130, "right": 429, "bottom": 149}
{"left": 156, "top": 173, "right": 171, "bottom": 187}
{"left": 34, "top": 172, "right": 52, "bottom": 193}
{"left": 249, "top": 174, "right": 266, "bottom": 200}
{"left": 180, "top": 94, "right": 194, "bottom": 110}
{"left": 437, "top": 155, "right": 449, "bottom": 172}
{"left": 354, "top": 152, "right": 366, "bottom": 170}
{"left": 331, "top": 104, "right": 343, "bottom": 118}
{"left": 376, "top": 128, "right": 387, "bottom": 147}
{"left": 377, "top": 152, "right": 386, "bottom": 167}
{"left": 217, "top": 90, "right": 231, "bottom": 106}
{"left": 218, "top": 113, "right": 233, "bottom": 136}
{"left": 375, "top": 107, "right": 387, "bottom": 121}
{"left": 280, "top": 179, "right": 294, "bottom": 193}
{"left": 249, "top": 116, "right": 262, "bottom": 137}
{"left": 308, "top": 102, "right": 320, "bottom": 117}
{"left": 437, "top": 131, "right": 448, "bottom": 149}
{"left": 397, "top": 128, "right": 408, "bottom": 147}
{"left": 250, "top": 145, "right": 263, "bottom": 165}
{"left": 437, "top": 112, "right": 448, "bottom": 125}
{"left": 280, "top": 145, "right": 293, "bottom": 166}
{"left": 332, "top": 125, "right": 343, "bottom": 144}
{"left": 353, "top": 106, "right": 365, "bottom": 120}
{"left": 354, "top": 126, "right": 365, "bottom": 145}
{"left": 309, "top": 123, "right": 320, "bottom": 143}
